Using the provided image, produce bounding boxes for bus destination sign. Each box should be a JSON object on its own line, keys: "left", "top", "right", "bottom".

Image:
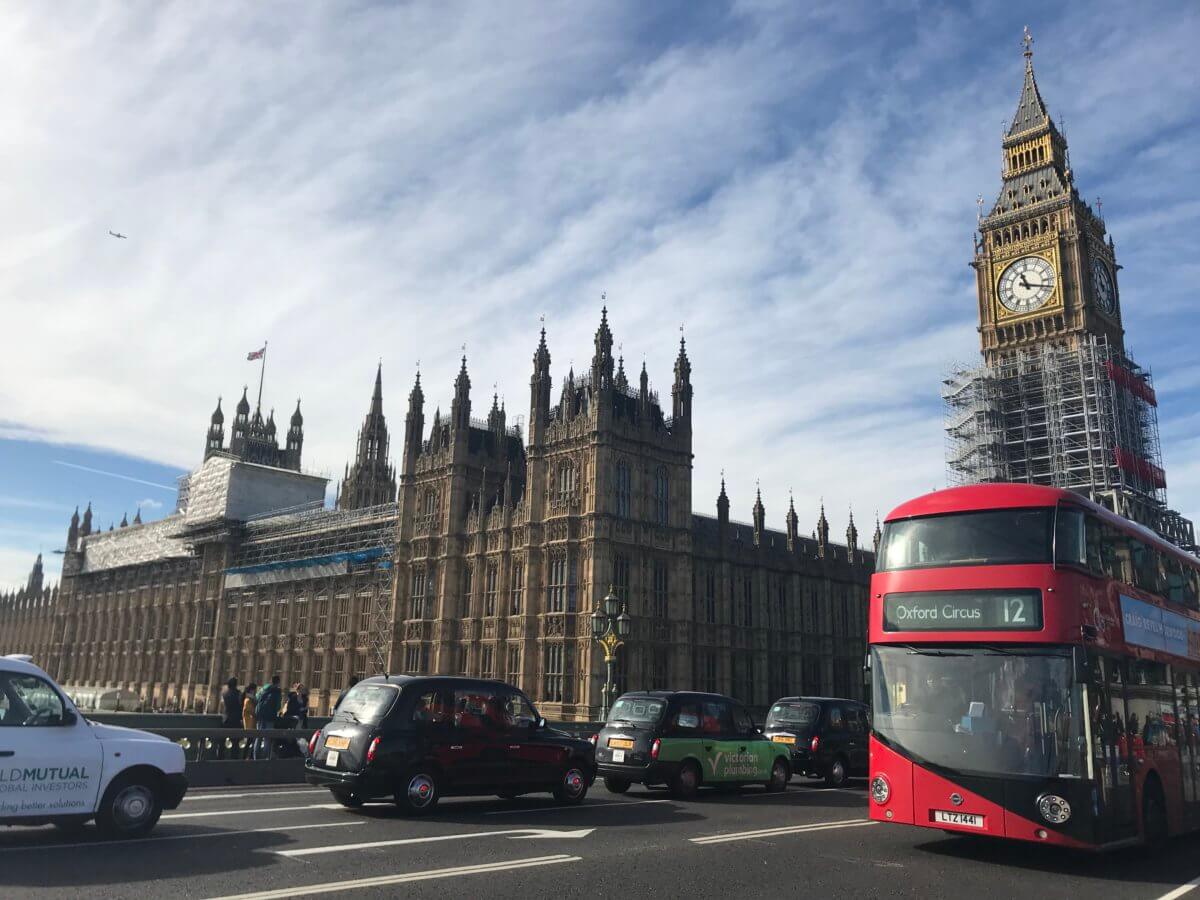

{"left": 883, "top": 590, "right": 1043, "bottom": 632}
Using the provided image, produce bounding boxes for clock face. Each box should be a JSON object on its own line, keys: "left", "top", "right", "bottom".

{"left": 998, "top": 256, "right": 1056, "bottom": 313}
{"left": 1091, "top": 258, "right": 1116, "bottom": 315}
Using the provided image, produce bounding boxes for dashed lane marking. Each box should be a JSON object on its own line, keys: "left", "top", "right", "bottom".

{"left": 203, "top": 854, "right": 582, "bottom": 899}
{"left": 184, "top": 789, "right": 327, "bottom": 802}
{"left": 163, "top": 803, "right": 345, "bottom": 820}
{"left": 1157, "top": 876, "right": 1200, "bottom": 900}
{"left": 0, "top": 820, "right": 364, "bottom": 853}
{"left": 690, "top": 818, "right": 876, "bottom": 844}
{"left": 275, "top": 826, "right": 595, "bottom": 857}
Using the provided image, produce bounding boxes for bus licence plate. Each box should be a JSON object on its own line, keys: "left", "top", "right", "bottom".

{"left": 933, "top": 810, "right": 984, "bottom": 828}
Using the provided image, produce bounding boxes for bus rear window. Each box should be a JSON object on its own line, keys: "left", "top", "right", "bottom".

{"left": 879, "top": 508, "right": 1052, "bottom": 571}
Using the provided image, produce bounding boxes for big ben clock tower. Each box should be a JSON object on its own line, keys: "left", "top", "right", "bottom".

{"left": 974, "top": 27, "right": 1123, "bottom": 365}
{"left": 945, "top": 28, "right": 1195, "bottom": 552}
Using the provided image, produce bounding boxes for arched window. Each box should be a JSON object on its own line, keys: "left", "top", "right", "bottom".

{"left": 421, "top": 488, "right": 437, "bottom": 518}
{"left": 653, "top": 467, "right": 669, "bottom": 526}
{"left": 615, "top": 460, "right": 631, "bottom": 518}
{"left": 557, "top": 461, "right": 576, "bottom": 503}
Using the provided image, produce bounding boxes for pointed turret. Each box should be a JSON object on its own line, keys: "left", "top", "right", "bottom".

{"left": 340, "top": 366, "right": 396, "bottom": 509}
{"left": 205, "top": 397, "right": 225, "bottom": 459}
{"left": 451, "top": 355, "right": 471, "bottom": 431}
{"left": 672, "top": 335, "right": 692, "bottom": 430}
{"left": 591, "top": 306, "right": 615, "bottom": 390}
{"left": 403, "top": 370, "right": 425, "bottom": 476}
{"left": 816, "top": 501, "right": 830, "bottom": 558}
{"left": 786, "top": 493, "right": 798, "bottom": 551}
{"left": 529, "top": 327, "right": 552, "bottom": 446}
{"left": 119, "top": 512, "right": 128, "bottom": 528}
{"left": 615, "top": 356, "right": 628, "bottom": 393}
{"left": 67, "top": 506, "right": 80, "bottom": 551}
{"left": 639, "top": 360, "right": 649, "bottom": 410}
{"left": 26, "top": 553, "right": 44, "bottom": 596}
{"left": 752, "top": 483, "right": 765, "bottom": 547}
{"left": 133, "top": 507, "right": 142, "bottom": 525}
{"left": 81, "top": 502, "right": 93, "bottom": 537}
{"left": 846, "top": 508, "right": 858, "bottom": 550}
{"left": 717, "top": 474, "right": 730, "bottom": 545}
{"left": 873, "top": 515, "right": 883, "bottom": 557}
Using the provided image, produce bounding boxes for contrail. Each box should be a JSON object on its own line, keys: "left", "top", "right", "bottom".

{"left": 52, "top": 460, "right": 177, "bottom": 492}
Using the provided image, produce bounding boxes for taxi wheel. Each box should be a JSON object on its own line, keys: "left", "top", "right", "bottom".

{"left": 553, "top": 764, "right": 589, "bottom": 804}
{"left": 825, "top": 757, "right": 848, "bottom": 788}
{"left": 603, "top": 776, "right": 631, "bottom": 794}
{"left": 766, "top": 758, "right": 790, "bottom": 793}
{"left": 331, "top": 789, "right": 364, "bottom": 808}
{"left": 671, "top": 761, "right": 701, "bottom": 800}
{"left": 396, "top": 770, "right": 440, "bottom": 815}
{"left": 95, "top": 773, "right": 162, "bottom": 838}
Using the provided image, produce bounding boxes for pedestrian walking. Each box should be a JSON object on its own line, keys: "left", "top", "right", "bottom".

{"left": 241, "top": 681, "right": 258, "bottom": 760}
{"left": 254, "top": 675, "right": 283, "bottom": 760}
{"left": 218, "top": 677, "right": 243, "bottom": 760}
{"left": 283, "top": 683, "right": 306, "bottom": 729}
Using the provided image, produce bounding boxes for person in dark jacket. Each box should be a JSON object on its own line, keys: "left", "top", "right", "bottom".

{"left": 254, "top": 675, "right": 283, "bottom": 760}
{"left": 219, "top": 677, "right": 243, "bottom": 760}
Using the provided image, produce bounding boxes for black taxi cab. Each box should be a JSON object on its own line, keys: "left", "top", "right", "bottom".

{"left": 593, "top": 691, "right": 790, "bottom": 798}
{"left": 762, "top": 696, "right": 870, "bottom": 787}
{"left": 305, "top": 675, "right": 596, "bottom": 813}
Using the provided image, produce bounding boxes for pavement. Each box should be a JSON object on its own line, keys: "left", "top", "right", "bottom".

{"left": 4, "top": 779, "right": 1200, "bottom": 899}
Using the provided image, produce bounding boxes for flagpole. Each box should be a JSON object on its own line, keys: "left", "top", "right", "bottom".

{"left": 256, "top": 341, "right": 268, "bottom": 412}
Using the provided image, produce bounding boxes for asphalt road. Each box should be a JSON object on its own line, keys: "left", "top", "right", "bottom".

{"left": 5, "top": 779, "right": 1200, "bottom": 899}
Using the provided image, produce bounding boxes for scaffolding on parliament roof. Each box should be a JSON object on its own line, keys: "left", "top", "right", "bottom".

{"left": 943, "top": 334, "right": 1195, "bottom": 551}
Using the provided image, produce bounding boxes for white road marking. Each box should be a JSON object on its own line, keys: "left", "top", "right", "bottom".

{"left": 163, "top": 803, "right": 344, "bottom": 820}
{"left": 204, "top": 854, "right": 582, "bottom": 899}
{"left": 184, "top": 789, "right": 327, "bottom": 802}
{"left": 276, "top": 826, "right": 596, "bottom": 857}
{"left": 485, "top": 797, "right": 673, "bottom": 816}
{"left": 691, "top": 818, "right": 876, "bottom": 844}
{"left": 0, "top": 820, "right": 364, "bottom": 853}
{"left": 1157, "top": 877, "right": 1200, "bottom": 900}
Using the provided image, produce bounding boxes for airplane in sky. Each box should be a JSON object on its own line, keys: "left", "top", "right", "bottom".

{"left": 108, "top": 230, "right": 127, "bottom": 239}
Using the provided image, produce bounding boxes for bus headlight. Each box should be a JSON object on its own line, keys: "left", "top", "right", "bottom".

{"left": 870, "top": 774, "right": 890, "bottom": 805}
{"left": 1037, "top": 794, "right": 1071, "bottom": 824}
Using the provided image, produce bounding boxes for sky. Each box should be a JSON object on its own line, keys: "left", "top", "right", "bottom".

{"left": 1, "top": 1, "right": 1198, "bottom": 590}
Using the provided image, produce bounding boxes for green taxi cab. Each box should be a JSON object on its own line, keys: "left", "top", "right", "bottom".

{"left": 593, "top": 691, "right": 790, "bottom": 798}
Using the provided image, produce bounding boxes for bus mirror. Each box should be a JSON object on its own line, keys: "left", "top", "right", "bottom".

{"left": 863, "top": 652, "right": 872, "bottom": 673}
{"left": 1071, "top": 647, "right": 1094, "bottom": 684}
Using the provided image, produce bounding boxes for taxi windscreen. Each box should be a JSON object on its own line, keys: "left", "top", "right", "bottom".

{"left": 607, "top": 697, "right": 665, "bottom": 725}
{"left": 332, "top": 683, "right": 399, "bottom": 724}
{"left": 765, "top": 702, "right": 820, "bottom": 730}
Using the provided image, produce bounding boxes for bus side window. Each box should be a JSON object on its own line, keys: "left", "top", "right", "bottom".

{"left": 1186, "top": 569, "right": 1200, "bottom": 611}
{"left": 1083, "top": 515, "right": 1105, "bottom": 574}
{"left": 1165, "top": 556, "right": 1187, "bottom": 607}
{"left": 1131, "top": 540, "right": 1164, "bottom": 596}
{"left": 1100, "top": 523, "right": 1132, "bottom": 585}
{"left": 1057, "top": 508, "right": 1087, "bottom": 568}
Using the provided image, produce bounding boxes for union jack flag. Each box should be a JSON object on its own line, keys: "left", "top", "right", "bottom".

{"left": 247, "top": 345, "right": 266, "bottom": 361}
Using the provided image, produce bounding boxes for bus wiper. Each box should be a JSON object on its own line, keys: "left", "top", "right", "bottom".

{"left": 981, "top": 645, "right": 1021, "bottom": 656}
{"left": 902, "top": 645, "right": 969, "bottom": 657}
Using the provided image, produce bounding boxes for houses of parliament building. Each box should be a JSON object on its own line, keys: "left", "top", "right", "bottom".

{"left": 0, "top": 312, "right": 873, "bottom": 719}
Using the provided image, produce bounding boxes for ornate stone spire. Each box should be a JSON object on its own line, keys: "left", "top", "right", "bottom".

{"left": 872, "top": 514, "right": 883, "bottom": 556}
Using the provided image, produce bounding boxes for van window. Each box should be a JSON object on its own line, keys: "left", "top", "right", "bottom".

{"left": 0, "top": 673, "right": 66, "bottom": 726}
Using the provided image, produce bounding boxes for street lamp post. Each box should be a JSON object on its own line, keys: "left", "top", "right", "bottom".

{"left": 591, "top": 586, "right": 631, "bottom": 722}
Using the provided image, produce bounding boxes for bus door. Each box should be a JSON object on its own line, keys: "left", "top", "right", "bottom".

{"left": 1172, "top": 669, "right": 1200, "bottom": 829}
{"left": 1094, "top": 656, "right": 1136, "bottom": 840}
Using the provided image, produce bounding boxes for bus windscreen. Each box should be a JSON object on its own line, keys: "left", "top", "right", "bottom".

{"left": 878, "top": 509, "right": 1053, "bottom": 571}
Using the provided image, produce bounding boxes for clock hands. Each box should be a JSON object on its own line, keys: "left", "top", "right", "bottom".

{"left": 1018, "top": 274, "right": 1046, "bottom": 291}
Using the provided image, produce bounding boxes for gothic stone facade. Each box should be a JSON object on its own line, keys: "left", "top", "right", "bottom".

{"left": 2, "top": 313, "right": 873, "bottom": 719}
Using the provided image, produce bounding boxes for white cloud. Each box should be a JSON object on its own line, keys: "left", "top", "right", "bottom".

{"left": 136, "top": 497, "right": 164, "bottom": 511}
{"left": 0, "top": 1, "right": 1196, "bottom": 543}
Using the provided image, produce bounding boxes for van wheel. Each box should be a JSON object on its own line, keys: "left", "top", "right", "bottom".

{"left": 604, "top": 776, "right": 631, "bottom": 794}
{"left": 1143, "top": 780, "right": 1168, "bottom": 850}
{"left": 95, "top": 772, "right": 162, "bottom": 838}
{"left": 553, "top": 764, "right": 589, "bottom": 804}
{"left": 766, "top": 758, "right": 790, "bottom": 792}
{"left": 331, "top": 789, "right": 364, "bottom": 808}
{"left": 825, "top": 757, "right": 848, "bottom": 788}
{"left": 671, "top": 761, "right": 701, "bottom": 800}
{"left": 395, "top": 770, "right": 439, "bottom": 815}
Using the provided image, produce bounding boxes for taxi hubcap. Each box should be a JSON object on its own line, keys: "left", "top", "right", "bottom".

{"left": 565, "top": 770, "right": 584, "bottom": 795}
{"left": 408, "top": 774, "right": 435, "bottom": 807}
{"left": 114, "top": 785, "right": 153, "bottom": 825}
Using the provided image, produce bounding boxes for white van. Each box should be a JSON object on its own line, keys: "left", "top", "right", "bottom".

{"left": 0, "top": 654, "right": 187, "bottom": 837}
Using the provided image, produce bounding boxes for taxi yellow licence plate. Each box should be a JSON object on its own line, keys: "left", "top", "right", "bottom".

{"left": 325, "top": 735, "right": 351, "bottom": 751}
{"left": 608, "top": 738, "right": 635, "bottom": 750}
{"left": 771, "top": 735, "right": 796, "bottom": 745}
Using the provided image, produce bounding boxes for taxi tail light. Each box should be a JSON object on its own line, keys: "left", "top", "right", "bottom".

{"left": 308, "top": 730, "right": 321, "bottom": 755}
{"left": 650, "top": 738, "right": 661, "bottom": 760}
{"left": 366, "top": 736, "right": 381, "bottom": 764}
{"left": 810, "top": 735, "right": 820, "bottom": 753}
{"left": 588, "top": 734, "right": 598, "bottom": 747}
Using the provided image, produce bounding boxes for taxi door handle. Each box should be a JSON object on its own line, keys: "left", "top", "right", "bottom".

{"left": 0, "top": 750, "right": 12, "bottom": 758}
{"left": 508, "top": 745, "right": 521, "bottom": 750}
{"left": 738, "top": 746, "right": 747, "bottom": 752}
{"left": 450, "top": 745, "right": 463, "bottom": 751}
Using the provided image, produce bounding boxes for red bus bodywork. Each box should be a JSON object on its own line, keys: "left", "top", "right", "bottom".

{"left": 868, "top": 483, "right": 1200, "bottom": 849}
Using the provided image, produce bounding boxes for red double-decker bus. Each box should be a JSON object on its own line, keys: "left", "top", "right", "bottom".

{"left": 867, "top": 483, "right": 1200, "bottom": 849}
